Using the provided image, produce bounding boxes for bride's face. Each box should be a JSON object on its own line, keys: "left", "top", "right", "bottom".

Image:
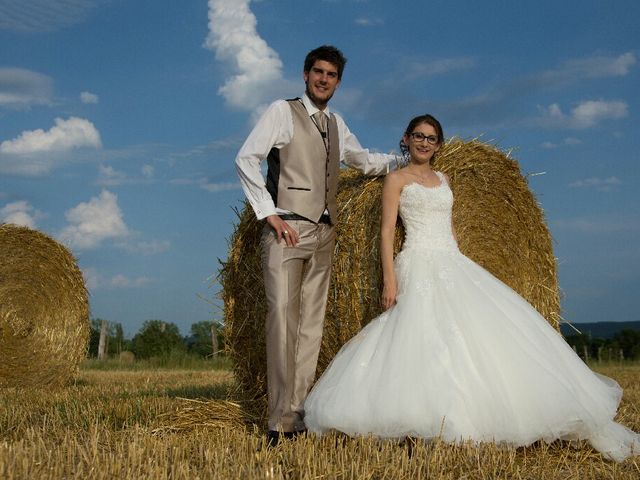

{"left": 404, "top": 122, "right": 441, "bottom": 165}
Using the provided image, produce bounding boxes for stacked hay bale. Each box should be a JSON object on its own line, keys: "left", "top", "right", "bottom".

{"left": 220, "top": 139, "right": 560, "bottom": 424}
{"left": 0, "top": 224, "right": 89, "bottom": 388}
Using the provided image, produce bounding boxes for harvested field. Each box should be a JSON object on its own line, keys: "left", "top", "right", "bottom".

{"left": 0, "top": 365, "right": 638, "bottom": 479}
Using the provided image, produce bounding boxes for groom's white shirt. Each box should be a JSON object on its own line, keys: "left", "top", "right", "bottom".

{"left": 235, "top": 93, "right": 397, "bottom": 220}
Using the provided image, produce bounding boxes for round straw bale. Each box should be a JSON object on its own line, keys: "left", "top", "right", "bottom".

{"left": 219, "top": 139, "right": 560, "bottom": 423}
{"left": 118, "top": 350, "right": 136, "bottom": 364}
{"left": 0, "top": 224, "right": 89, "bottom": 388}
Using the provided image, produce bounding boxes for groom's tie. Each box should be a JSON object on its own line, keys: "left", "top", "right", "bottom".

{"left": 313, "top": 111, "right": 328, "bottom": 150}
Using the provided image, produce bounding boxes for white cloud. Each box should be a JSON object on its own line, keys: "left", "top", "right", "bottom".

{"left": 536, "top": 100, "right": 628, "bottom": 129}
{"left": 0, "top": 116, "right": 102, "bottom": 155}
{"left": 0, "top": 117, "right": 102, "bottom": 175}
{"left": 0, "top": 0, "right": 102, "bottom": 33}
{"left": 0, "top": 200, "right": 43, "bottom": 228}
{"left": 167, "top": 139, "right": 243, "bottom": 167}
{"left": 0, "top": 67, "right": 53, "bottom": 108}
{"left": 80, "top": 91, "right": 99, "bottom": 104}
{"left": 542, "top": 52, "right": 636, "bottom": 84}
{"left": 201, "top": 181, "right": 242, "bottom": 192}
{"left": 96, "top": 163, "right": 157, "bottom": 186}
{"left": 540, "top": 137, "right": 582, "bottom": 149}
{"left": 109, "top": 274, "right": 152, "bottom": 288}
{"left": 571, "top": 100, "right": 628, "bottom": 128}
{"left": 587, "top": 51, "right": 636, "bottom": 76}
{"left": 59, "top": 190, "right": 129, "bottom": 250}
{"left": 544, "top": 103, "right": 563, "bottom": 119}
{"left": 170, "top": 178, "right": 197, "bottom": 186}
{"left": 204, "top": 0, "right": 295, "bottom": 111}
{"left": 518, "top": 52, "right": 638, "bottom": 93}
{"left": 121, "top": 239, "right": 171, "bottom": 255}
{"left": 404, "top": 57, "right": 476, "bottom": 80}
{"left": 411, "top": 51, "right": 635, "bottom": 130}
{"left": 141, "top": 164, "right": 154, "bottom": 178}
{"left": 569, "top": 176, "right": 621, "bottom": 192}
{"left": 82, "top": 267, "right": 152, "bottom": 290}
{"left": 171, "top": 176, "right": 241, "bottom": 193}
{"left": 82, "top": 267, "right": 101, "bottom": 291}
{"left": 59, "top": 190, "right": 169, "bottom": 254}
{"left": 355, "top": 16, "right": 384, "bottom": 26}
{"left": 96, "top": 164, "right": 127, "bottom": 186}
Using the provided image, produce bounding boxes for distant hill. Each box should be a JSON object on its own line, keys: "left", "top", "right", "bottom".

{"left": 560, "top": 321, "right": 640, "bottom": 339}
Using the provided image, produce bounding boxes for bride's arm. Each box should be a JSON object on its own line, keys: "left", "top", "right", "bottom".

{"left": 380, "top": 172, "right": 403, "bottom": 310}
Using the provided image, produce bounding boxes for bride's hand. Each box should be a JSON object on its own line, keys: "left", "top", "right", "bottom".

{"left": 381, "top": 280, "right": 397, "bottom": 310}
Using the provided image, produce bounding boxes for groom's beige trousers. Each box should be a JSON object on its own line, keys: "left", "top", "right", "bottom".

{"left": 261, "top": 219, "right": 336, "bottom": 432}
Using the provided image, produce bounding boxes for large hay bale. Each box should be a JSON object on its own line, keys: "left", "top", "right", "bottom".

{"left": 0, "top": 224, "right": 89, "bottom": 388}
{"left": 220, "top": 139, "right": 560, "bottom": 424}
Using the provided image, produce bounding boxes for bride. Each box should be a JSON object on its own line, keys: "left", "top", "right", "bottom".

{"left": 303, "top": 114, "right": 639, "bottom": 462}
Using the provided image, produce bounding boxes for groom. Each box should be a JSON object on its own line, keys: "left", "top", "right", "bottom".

{"left": 235, "top": 45, "right": 397, "bottom": 445}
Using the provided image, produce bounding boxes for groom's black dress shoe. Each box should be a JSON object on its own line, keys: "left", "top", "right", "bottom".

{"left": 266, "top": 429, "right": 306, "bottom": 447}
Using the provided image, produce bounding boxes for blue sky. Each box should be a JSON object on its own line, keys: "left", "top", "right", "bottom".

{"left": 1, "top": 0, "right": 638, "bottom": 336}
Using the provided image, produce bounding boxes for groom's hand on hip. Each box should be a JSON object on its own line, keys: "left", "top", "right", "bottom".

{"left": 267, "top": 215, "right": 299, "bottom": 247}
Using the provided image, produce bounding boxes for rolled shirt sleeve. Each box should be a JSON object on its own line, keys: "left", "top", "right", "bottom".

{"left": 336, "top": 115, "right": 400, "bottom": 175}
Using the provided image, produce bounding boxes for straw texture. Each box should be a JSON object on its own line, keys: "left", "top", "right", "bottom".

{"left": 219, "top": 139, "right": 560, "bottom": 424}
{"left": 0, "top": 224, "right": 89, "bottom": 388}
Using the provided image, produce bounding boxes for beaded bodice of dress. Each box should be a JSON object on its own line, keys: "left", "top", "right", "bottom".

{"left": 398, "top": 171, "right": 458, "bottom": 252}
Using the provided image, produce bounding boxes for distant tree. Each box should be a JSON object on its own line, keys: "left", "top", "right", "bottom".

{"left": 612, "top": 329, "right": 640, "bottom": 360}
{"left": 564, "top": 334, "right": 590, "bottom": 360}
{"left": 590, "top": 337, "right": 607, "bottom": 361}
{"left": 131, "top": 320, "right": 185, "bottom": 359}
{"left": 187, "top": 320, "right": 224, "bottom": 358}
{"left": 565, "top": 327, "right": 640, "bottom": 363}
{"left": 109, "top": 323, "right": 127, "bottom": 355}
{"left": 88, "top": 318, "right": 103, "bottom": 357}
{"left": 87, "top": 319, "right": 128, "bottom": 357}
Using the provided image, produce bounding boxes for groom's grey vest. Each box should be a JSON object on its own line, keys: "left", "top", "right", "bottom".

{"left": 266, "top": 98, "right": 340, "bottom": 223}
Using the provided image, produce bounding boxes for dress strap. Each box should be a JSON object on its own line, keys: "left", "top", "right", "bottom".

{"left": 436, "top": 171, "right": 448, "bottom": 185}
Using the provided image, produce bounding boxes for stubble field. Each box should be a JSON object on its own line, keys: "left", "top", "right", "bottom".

{"left": 0, "top": 364, "right": 638, "bottom": 479}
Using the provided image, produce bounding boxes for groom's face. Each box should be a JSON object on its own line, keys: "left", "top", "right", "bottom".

{"left": 304, "top": 60, "right": 341, "bottom": 109}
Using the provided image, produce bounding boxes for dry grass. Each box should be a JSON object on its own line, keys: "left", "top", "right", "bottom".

{"left": 0, "top": 366, "right": 638, "bottom": 479}
{"left": 0, "top": 224, "right": 89, "bottom": 388}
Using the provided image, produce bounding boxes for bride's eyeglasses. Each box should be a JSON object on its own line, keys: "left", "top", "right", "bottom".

{"left": 409, "top": 132, "right": 439, "bottom": 145}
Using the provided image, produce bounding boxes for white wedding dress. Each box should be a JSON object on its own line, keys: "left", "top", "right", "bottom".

{"left": 303, "top": 172, "right": 639, "bottom": 462}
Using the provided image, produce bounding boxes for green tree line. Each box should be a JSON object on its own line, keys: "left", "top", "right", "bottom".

{"left": 564, "top": 328, "right": 640, "bottom": 362}
{"left": 89, "top": 320, "right": 639, "bottom": 363}
{"left": 88, "top": 319, "right": 224, "bottom": 360}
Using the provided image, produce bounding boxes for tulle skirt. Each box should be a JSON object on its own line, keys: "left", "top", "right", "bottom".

{"left": 303, "top": 247, "right": 639, "bottom": 462}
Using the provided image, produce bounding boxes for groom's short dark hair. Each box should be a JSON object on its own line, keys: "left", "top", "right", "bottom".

{"left": 304, "top": 45, "right": 347, "bottom": 80}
